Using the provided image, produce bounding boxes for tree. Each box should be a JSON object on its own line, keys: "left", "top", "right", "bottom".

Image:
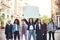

{"left": 0, "top": 13, "right": 5, "bottom": 29}
{"left": 40, "top": 16, "right": 50, "bottom": 24}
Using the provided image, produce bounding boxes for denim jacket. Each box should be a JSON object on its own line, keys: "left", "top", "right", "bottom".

{"left": 47, "top": 22, "right": 56, "bottom": 32}
{"left": 12, "top": 24, "right": 21, "bottom": 33}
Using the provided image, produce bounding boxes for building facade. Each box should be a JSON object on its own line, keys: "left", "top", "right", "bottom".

{"left": 0, "top": 0, "right": 29, "bottom": 28}
{"left": 0, "top": 0, "right": 40, "bottom": 28}
{"left": 51, "top": 0, "right": 60, "bottom": 28}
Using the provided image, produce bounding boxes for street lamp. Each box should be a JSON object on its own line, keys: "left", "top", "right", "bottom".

{"left": 39, "top": 13, "right": 40, "bottom": 18}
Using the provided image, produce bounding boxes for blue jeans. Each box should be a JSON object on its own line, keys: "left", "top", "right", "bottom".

{"left": 21, "top": 33, "right": 27, "bottom": 40}
{"left": 28, "top": 30, "right": 36, "bottom": 40}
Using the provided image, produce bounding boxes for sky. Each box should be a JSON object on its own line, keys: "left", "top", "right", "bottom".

{"left": 22, "top": 0, "right": 51, "bottom": 17}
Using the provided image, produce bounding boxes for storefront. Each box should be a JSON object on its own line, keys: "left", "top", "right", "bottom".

{"left": 51, "top": 0, "right": 60, "bottom": 29}
{"left": 56, "top": 13, "right": 60, "bottom": 29}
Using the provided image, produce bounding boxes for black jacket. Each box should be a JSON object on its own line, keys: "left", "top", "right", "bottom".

{"left": 36, "top": 24, "right": 44, "bottom": 35}
{"left": 5, "top": 24, "right": 13, "bottom": 35}
{"left": 36, "top": 24, "right": 44, "bottom": 40}
{"left": 41, "top": 23, "right": 47, "bottom": 34}
{"left": 24, "top": 19, "right": 38, "bottom": 30}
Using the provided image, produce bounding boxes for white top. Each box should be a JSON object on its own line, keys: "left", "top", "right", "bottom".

{"left": 30, "top": 25, "right": 33, "bottom": 30}
{"left": 8, "top": 24, "right": 10, "bottom": 25}
{"left": 49, "top": 23, "right": 53, "bottom": 31}
{"left": 39, "top": 24, "right": 41, "bottom": 29}
{"left": 15, "top": 24, "right": 18, "bottom": 31}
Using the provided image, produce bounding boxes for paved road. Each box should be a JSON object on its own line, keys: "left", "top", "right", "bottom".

{"left": 0, "top": 29, "right": 5, "bottom": 40}
{"left": 47, "top": 30, "right": 60, "bottom": 40}
{"left": 0, "top": 29, "right": 60, "bottom": 40}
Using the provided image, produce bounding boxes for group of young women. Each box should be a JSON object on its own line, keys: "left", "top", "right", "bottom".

{"left": 5, "top": 18, "right": 56, "bottom": 40}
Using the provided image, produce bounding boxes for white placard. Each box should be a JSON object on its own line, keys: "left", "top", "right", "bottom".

{"left": 23, "top": 6, "right": 40, "bottom": 18}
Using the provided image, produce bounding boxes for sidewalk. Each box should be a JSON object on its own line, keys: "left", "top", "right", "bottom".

{"left": 47, "top": 30, "right": 60, "bottom": 40}
{"left": 55, "top": 30, "right": 60, "bottom": 33}
{"left": 0, "top": 29, "right": 60, "bottom": 40}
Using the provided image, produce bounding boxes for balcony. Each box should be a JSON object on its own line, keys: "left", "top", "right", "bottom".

{"left": 1, "top": 0, "right": 11, "bottom": 8}
{"left": 1, "top": 2, "right": 10, "bottom": 8}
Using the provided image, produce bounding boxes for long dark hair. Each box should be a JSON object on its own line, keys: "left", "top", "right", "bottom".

{"left": 37, "top": 19, "right": 41, "bottom": 24}
{"left": 14, "top": 19, "right": 20, "bottom": 25}
{"left": 29, "top": 18, "right": 34, "bottom": 24}
{"left": 49, "top": 18, "right": 53, "bottom": 23}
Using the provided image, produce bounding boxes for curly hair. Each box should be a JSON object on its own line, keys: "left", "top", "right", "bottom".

{"left": 14, "top": 19, "right": 20, "bottom": 25}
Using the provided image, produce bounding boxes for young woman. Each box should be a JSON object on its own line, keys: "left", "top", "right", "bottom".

{"left": 21, "top": 19, "right": 27, "bottom": 40}
{"left": 24, "top": 18, "right": 38, "bottom": 40}
{"left": 5, "top": 20, "right": 13, "bottom": 40}
{"left": 47, "top": 18, "right": 56, "bottom": 40}
{"left": 41, "top": 20, "right": 47, "bottom": 40}
{"left": 12, "top": 19, "right": 21, "bottom": 40}
{"left": 36, "top": 19, "right": 44, "bottom": 40}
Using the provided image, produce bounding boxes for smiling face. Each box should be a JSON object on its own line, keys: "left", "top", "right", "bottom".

{"left": 14, "top": 19, "right": 20, "bottom": 25}
{"left": 29, "top": 18, "right": 33, "bottom": 24}
{"left": 38, "top": 19, "right": 41, "bottom": 24}
{"left": 15, "top": 20, "right": 17, "bottom": 24}
{"left": 41, "top": 20, "right": 45, "bottom": 24}
{"left": 49, "top": 18, "right": 53, "bottom": 23}
{"left": 21, "top": 19, "right": 25, "bottom": 24}
{"left": 8, "top": 20, "right": 11, "bottom": 24}
{"left": 30, "top": 19, "right": 33, "bottom": 23}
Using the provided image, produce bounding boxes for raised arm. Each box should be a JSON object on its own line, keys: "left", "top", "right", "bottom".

{"left": 34, "top": 18, "right": 38, "bottom": 24}
{"left": 36, "top": 24, "right": 38, "bottom": 34}
{"left": 24, "top": 19, "right": 29, "bottom": 25}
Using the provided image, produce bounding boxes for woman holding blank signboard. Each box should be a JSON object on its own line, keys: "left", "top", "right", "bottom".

{"left": 24, "top": 18, "right": 38, "bottom": 40}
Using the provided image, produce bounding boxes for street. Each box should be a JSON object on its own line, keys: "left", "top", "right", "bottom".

{"left": 0, "top": 29, "right": 60, "bottom": 40}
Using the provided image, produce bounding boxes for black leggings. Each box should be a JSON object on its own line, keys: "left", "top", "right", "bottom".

{"left": 49, "top": 31, "right": 55, "bottom": 40}
{"left": 6, "top": 34, "right": 13, "bottom": 40}
{"left": 14, "top": 31, "right": 20, "bottom": 40}
{"left": 43, "top": 33, "right": 47, "bottom": 40}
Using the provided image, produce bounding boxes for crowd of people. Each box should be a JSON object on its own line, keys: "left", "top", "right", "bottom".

{"left": 5, "top": 18, "right": 57, "bottom": 40}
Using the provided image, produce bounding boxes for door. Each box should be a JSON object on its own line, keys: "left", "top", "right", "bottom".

{"left": 58, "top": 17, "right": 60, "bottom": 28}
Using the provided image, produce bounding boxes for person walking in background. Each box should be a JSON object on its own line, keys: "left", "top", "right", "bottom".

{"left": 24, "top": 18, "right": 38, "bottom": 40}
{"left": 47, "top": 18, "right": 56, "bottom": 40}
{"left": 12, "top": 19, "right": 21, "bottom": 40}
{"left": 21, "top": 19, "right": 27, "bottom": 40}
{"left": 41, "top": 20, "right": 47, "bottom": 40}
{"left": 5, "top": 20, "right": 13, "bottom": 40}
{"left": 36, "top": 19, "right": 44, "bottom": 40}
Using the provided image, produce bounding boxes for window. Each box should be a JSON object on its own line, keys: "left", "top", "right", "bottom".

{"left": 11, "top": 15, "right": 13, "bottom": 19}
{"left": 6, "top": 0, "right": 11, "bottom": 2}
{"left": 7, "top": 15, "right": 9, "bottom": 18}
{"left": 58, "top": 16, "right": 60, "bottom": 28}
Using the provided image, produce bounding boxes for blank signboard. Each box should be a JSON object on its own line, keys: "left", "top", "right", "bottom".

{"left": 23, "top": 6, "right": 40, "bottom": 18}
